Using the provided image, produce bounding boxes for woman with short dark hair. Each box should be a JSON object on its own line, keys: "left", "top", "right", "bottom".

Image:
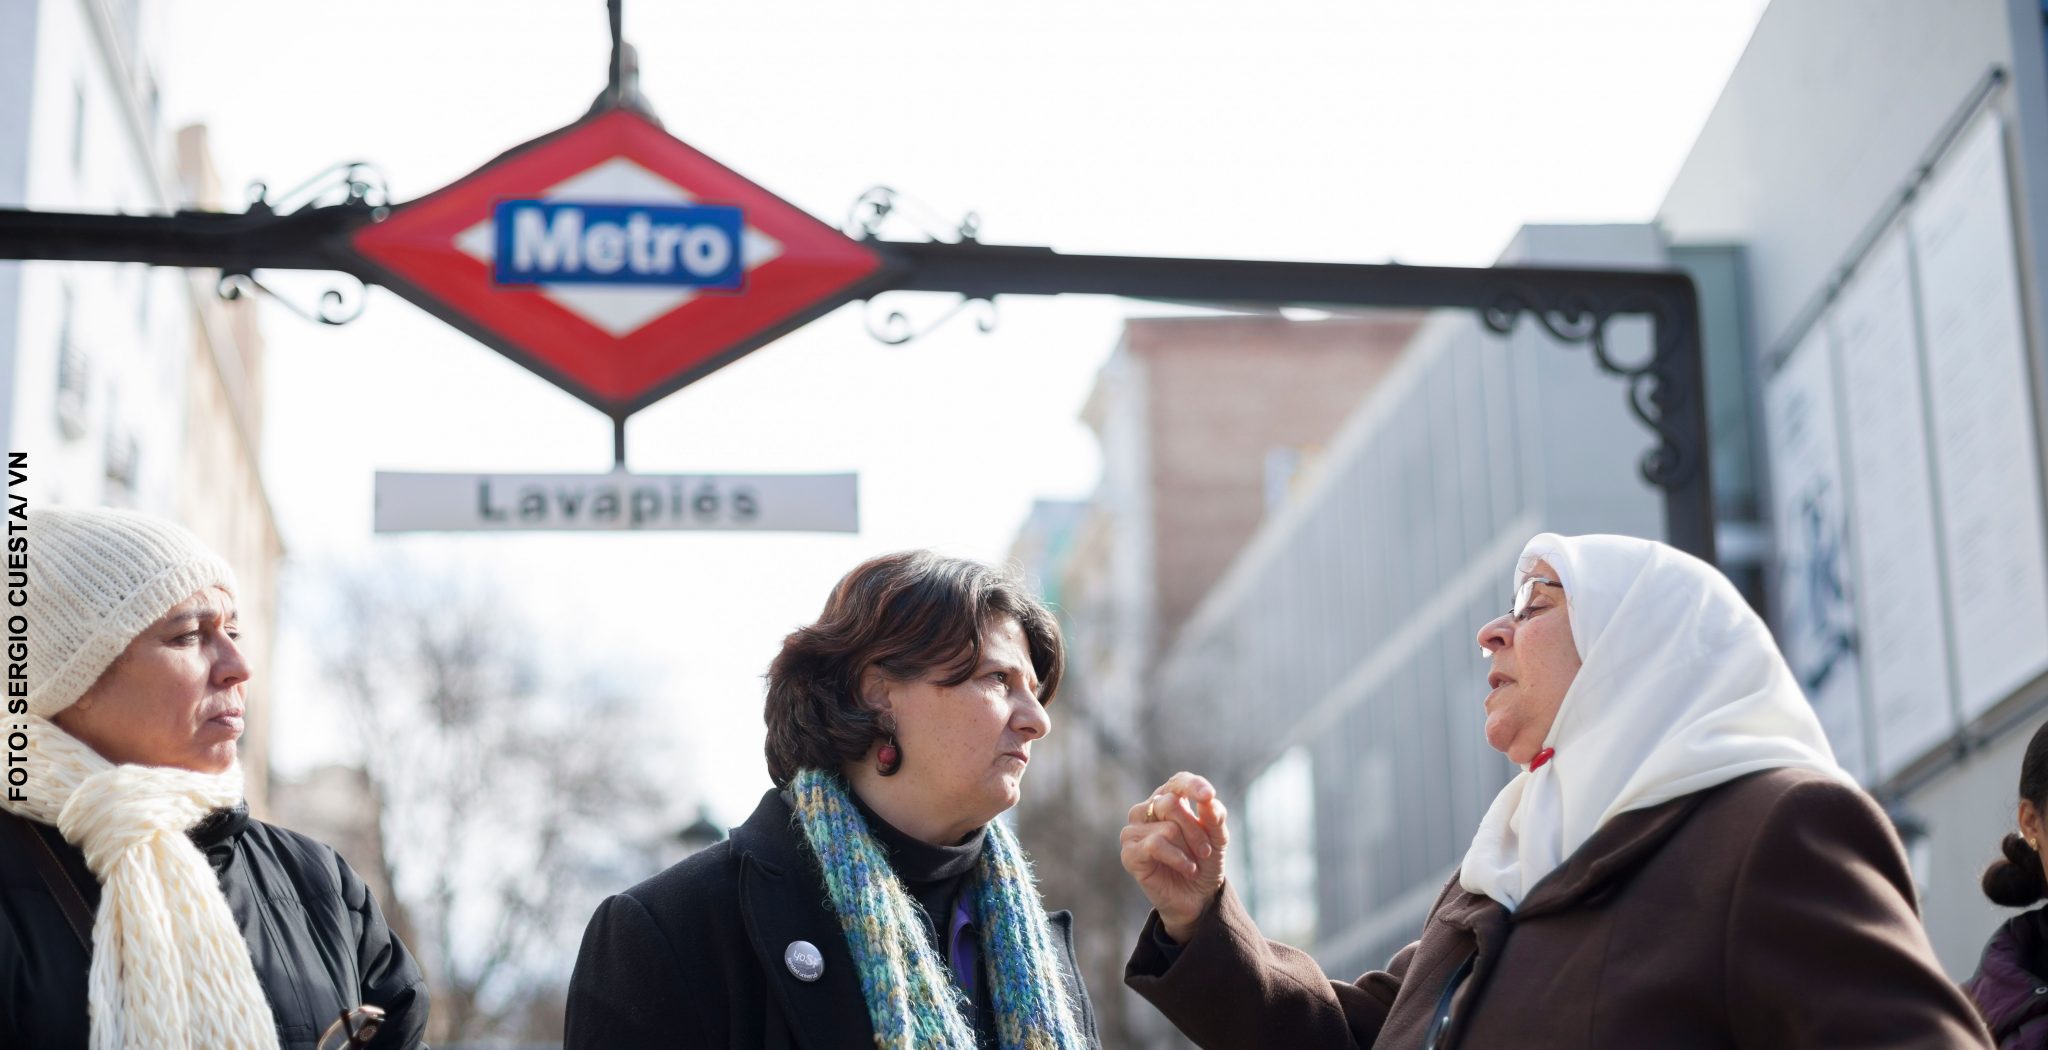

{"left": 1964, "top": 720, "right": 2048, "bottom": 1047}
{"left": 565, "top": 550, "right": 1098, "bottom": 1050}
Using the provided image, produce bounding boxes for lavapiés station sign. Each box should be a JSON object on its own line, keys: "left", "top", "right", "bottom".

{"left": 373, "top": 470, "right": 857, "bottom": 533}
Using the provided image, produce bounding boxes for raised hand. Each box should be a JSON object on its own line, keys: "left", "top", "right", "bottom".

{"left": 1119, "top": 771, "right": 1229, "bottom": 944}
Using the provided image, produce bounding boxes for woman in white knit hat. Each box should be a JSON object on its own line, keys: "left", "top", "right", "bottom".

{"left": 0, "top": 506, "right": 429, "bottom": 1050}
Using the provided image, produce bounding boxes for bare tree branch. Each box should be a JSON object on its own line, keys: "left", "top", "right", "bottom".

{"left": 314, "top": 558, "right": 669, "bottom": 1042}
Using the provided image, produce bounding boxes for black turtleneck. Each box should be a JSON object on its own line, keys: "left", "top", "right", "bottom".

{"left": 846, "top": 790, "right": 997, "bottom": 1041}
{"left": 847, "top": 791, "right": 981, "bottom": 942}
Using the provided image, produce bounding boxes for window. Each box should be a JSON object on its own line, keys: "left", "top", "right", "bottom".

{"left": 103, "top": 427, "right": 138, "bottom": 504}
{"left": 1244, "top": 747, "right": 1319, "bottom": 947}
{"left": 54, "top": 287, "right": 88, "bottom": 440}
{"left": 70, "top": 84, "right": 85, "bottom": 174}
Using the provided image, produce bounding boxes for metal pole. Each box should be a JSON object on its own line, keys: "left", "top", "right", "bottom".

{"left": 607, "top": 0, "right": 625, "bottom": 105}
{"left": 0, "top": 206, "right": 369, "bottom": 271}
{"left": 1658, "top": 288, "right": 1716, "bottom": 562}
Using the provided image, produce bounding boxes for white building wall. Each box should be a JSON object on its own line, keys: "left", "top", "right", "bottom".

{"left": 4, "top": 0, "right": 187, "bottom": 513}
{"left": 0, "top": 1, "right": 41, "bottom": 445}
{"left": 1660, "top": 0, "right": 2043, "bottom": 359}
{"left": 1659, "top": 0, "right": 2048, "bottom": 978}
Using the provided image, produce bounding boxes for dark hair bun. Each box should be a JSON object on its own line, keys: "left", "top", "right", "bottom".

{"left": 1983, "top": 833, "right": 2048, "bottom": 907}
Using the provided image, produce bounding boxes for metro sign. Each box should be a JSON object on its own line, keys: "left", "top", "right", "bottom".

{"left": 492, "top": 201, "right": 744, "bottom": 288}
{"left": 348, "top": 107, "right": 887, "bottom": 415}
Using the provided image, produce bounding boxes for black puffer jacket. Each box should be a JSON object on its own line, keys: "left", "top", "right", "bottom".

{"left": 0, "top": 805, "right": 429, "bottom": 1049}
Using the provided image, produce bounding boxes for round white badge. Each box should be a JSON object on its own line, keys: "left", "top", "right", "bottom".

{"left": 784, "top": 940, "right": 825, "bottom": 982}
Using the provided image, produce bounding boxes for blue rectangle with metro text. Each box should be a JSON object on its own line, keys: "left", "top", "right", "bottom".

{"left": 491, "top": 200, "right": 746, "bottom": 289}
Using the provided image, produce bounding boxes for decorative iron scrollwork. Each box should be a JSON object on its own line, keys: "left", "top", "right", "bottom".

{"left": 847, "top": 186, "right": 980, "bottom": 244}
{"left": 217, "top": 271, "right": 368, "bottom": 326}
{"left": 864, "top": 294, "right": 997, "bottom": 346}
{"left": 849, "top": 187, "right": 993, "bottom": 348}
{"left": 247, "top": 161, "right": 391, "bottom": 216}
{"left": 1479, "top": 283, "right": 1694, "bottom": 490}
{"left": 210, "top": 162, "right": 387, "bottom": 327}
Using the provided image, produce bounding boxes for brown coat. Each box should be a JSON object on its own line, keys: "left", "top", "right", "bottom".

{"left": 1126, "top": 767, "right": 1990, "bottom": 1049}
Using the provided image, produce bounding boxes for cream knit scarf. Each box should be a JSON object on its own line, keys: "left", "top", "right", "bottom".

{"left": 2, "top": 715, "right": 276, "bottom": 1049}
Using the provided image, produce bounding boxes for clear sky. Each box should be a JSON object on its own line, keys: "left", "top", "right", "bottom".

{"left": 161, "top": 0, "right": 1769, "bottom": 830}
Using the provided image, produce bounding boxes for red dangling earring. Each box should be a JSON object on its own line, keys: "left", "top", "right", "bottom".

{"left": 876, "top": 735, "right": 902, "bottom": 777}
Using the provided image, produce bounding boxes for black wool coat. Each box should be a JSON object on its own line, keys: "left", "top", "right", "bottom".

{"left": 564, "top": 788, "right": 1100, "bottom": 1049}
{"left": 0, "top": 805, "right": 429, "bottom": 1049}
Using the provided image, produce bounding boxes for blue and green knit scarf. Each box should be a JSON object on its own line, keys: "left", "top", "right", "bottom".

{"left": 788, "top": 769, "right": 1087, "bottom": 1050}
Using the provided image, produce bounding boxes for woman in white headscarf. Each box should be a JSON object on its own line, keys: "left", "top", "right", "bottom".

{"left": 1116, "top": 533, "right": 1989, "bottom": 1049}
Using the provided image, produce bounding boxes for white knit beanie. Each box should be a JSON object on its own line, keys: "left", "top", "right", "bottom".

{"left": 27, "top": 506, "right": 238, "bottom": 719}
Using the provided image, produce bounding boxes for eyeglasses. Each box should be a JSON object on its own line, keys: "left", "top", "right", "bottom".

{"left": 1509, "top": 576, "right": 1562, "bottom": 623}
{"left": 316, "top": 1005, "right": 386, "bottom": 1050}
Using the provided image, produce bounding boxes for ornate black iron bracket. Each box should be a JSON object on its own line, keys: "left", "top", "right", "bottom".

{"left": 1479, "top": 284, "right": 1694, "bottom": 492}
{"left": 247, "top": 160, "right": 392, "bottom": 215}
{"left": 201, "top": 163, "right": 388, "bottom": 325}
{"left": 847, "top": 187, "right": 999, "bottom": 346}
{"left": 217, "top": 270, "right": 369, "bottom": 326}
{"left": 863, "top": 294, "right": 997, "bottom": 346}
{"left": 847, "top": 186, "right": 982, "bottom": 244}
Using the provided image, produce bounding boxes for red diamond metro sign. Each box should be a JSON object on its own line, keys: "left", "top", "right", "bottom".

{"left": 347, "top": 107, "right": 888, "bottom": 416}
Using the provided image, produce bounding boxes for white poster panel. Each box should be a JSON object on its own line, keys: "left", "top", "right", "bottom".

{"left": 1830, "top": 230, "right": 1959, "bottom": 779}
{"left": 1906, "top": 112, "right": 2048, "bottom": 719}
{"left": 373, "top": 471, "right": 859, "bottom": 533}
{"left": 1764, "top": 329, "right": 1868, "bottom": 782}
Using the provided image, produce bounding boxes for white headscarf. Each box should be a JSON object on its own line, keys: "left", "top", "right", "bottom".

{"left": 1457, "top": 533, "right": 1849, "bottom": 911}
